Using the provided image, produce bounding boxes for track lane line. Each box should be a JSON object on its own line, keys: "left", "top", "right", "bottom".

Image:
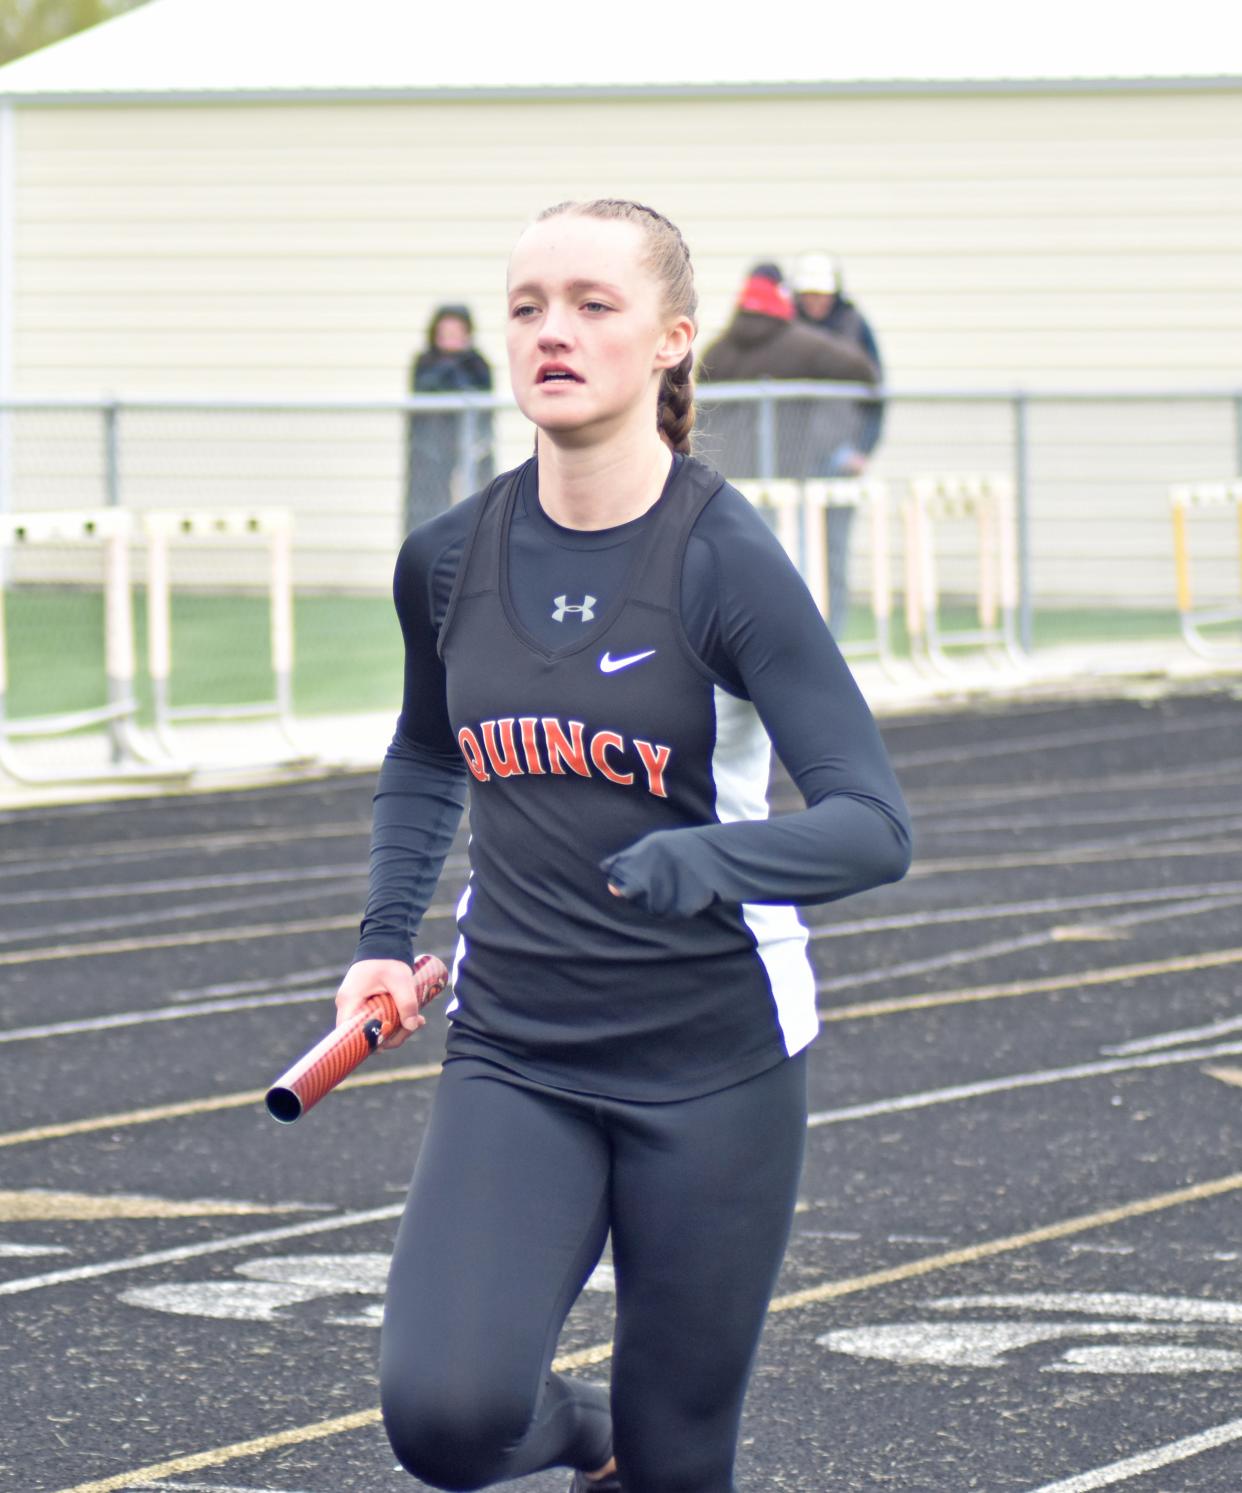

{"left": 14, "top": 1035, "right": 1241, "bottom": 1296}
{"left": 7, "top": 949, "right": 1241, "bottom": 1149}
{"left": 0, "top": 915, "right": 362, "bottom": 966}
{"left": 1023, "top": 1415, "right": 1242, "bottom": 1492}
{"left": 816, "top": 890, "right": 1242, "bottom": 993}
{"left": 4, "top": 840, "right": 1240, "bottom": 967}
{"left": 47, "top": 1169, "right": 1242, "bottom": 1493}
{"left": 0, "top": 1204, "right": 406, "bottom": 1298}
{"left": 806, "top": 1037, "right": 1242, "bottom": 1127}
{"left": 811, "top": 880, "right": 1242, "bottom": 941}
{"left": 0, "top": 987, "right": 337, "bottom": 1044}
{"left": 820, "top": 945, "right": 1242, "bottom": 1022}
{"left": 0, "top": 1061, "right": 442, "bottom": 1151}
{"left": 908, "top": 836, "right": 1242, "bottom": 877}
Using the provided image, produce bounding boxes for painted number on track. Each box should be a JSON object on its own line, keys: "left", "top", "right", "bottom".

{"left": 819, "top": 1293, "right": 1242, "bottom": 1374}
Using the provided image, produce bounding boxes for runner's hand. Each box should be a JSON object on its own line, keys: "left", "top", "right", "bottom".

{"left": 335, "top": 958, "right": 427, "bottom": 1050}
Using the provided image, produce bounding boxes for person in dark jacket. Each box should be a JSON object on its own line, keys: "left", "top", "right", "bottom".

{"left": 406, "top": 303, "right": 494, "bottom": 528}
{"left": 792, "top": 253, "right": 887, "bottom": 635}
{"left": 695, "top": 266, "right": 878, "bottom": 568}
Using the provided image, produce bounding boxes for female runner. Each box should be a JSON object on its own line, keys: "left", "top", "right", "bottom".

{"left": 335, "top": 199, "right": 912, "bottom": 1493}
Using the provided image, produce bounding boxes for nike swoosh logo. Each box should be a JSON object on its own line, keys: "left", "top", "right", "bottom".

{"left": 599, "top": 649, "right": 656, "bottom": 674}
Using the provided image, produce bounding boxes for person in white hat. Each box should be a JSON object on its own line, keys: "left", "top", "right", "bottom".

{"left": 792, "top": 252, "right": 887, "bottom": 637}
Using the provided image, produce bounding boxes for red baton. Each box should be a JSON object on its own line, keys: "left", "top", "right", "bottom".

{"left": 265, "top": 952, "right": 449, "bottom": 1124}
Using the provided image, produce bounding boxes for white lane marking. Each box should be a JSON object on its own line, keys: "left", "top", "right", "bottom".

{"left": 0, "top": 863, "right": 364, "bottom": 907}
{"left": 1022, "top": 1416, "right": 1242, "bottom": 1492}
{"left": 821, "top": 1321, "right": 1236, "bottom": 1372}
{"left": 121, "top": 1253, "right": 392, "bottom": 1322}
{"left": 904, "top": 763, "right": 1242, "bottom": 814}
{"left": 820, "top": 1294, "right": 1242, "bottom": 1378}
{"left": 908, "top": 838, "right": 1242, "bottom": 879}
{"left": 805, "top": 1038, "right": 1242, "bottom": 1129}
{"left": 0, "top": 822, "right": 368, "bottom": 878}
{"left": 0, "top": 882, "right": 359, "bottom": 949}
{"left": 0, "top": 987, "right": 334, "bottom": 1044}
{"left": 889, "top": 713, "right": 1233, "bottom": 769}
{"left": 170, "top": 966, "right": 340, "bottom": 1001}
{"left": 0, "top": 1205, "right": 403, "bottom": 1298}
{"left": 131, "top": 1483, "right": 320, "bottom": 1492}
{"left": 920, "top": 801, "right": 1242, "bottom": 833}
{"left": 1102, "top": 1012, "right": 1242, "bottom": 1054}
{"left": 585, "top": 1260, "right": 615, "bottom": 1293}
{"left": 933, "top": 1292, "right": 1242, "bottom": 1324}
{"left": 812, "top": 881, "right": 1242, "bottom": 941}
{"left": 815, "top": 890, "right": 1242, "bottom": 992}
{"left": 0, "top": 1241, "right": 68, "bottom": 1256}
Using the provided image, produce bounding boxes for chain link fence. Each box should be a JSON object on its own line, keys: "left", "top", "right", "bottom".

{"left": 1, "top": 385, "right": 1239, "bottom": 763}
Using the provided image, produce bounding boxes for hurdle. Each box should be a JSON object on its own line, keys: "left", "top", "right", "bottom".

{"left": 733, "top": 478, "right": 897, "bottom": 673}
{"left": 1170, "top": 480, "right": 1242, "bottom": 658}
{"left": 0, "top": 508, "right": 177, "bottom": 785}
{"left": 142, "top": 507, "right": 309, "bottom": 762}
{"left": 803, "top": 479, "right": 895, "bottom": 672}
{"left": 904, "top": 473, "right": 1023, "bottom": 675}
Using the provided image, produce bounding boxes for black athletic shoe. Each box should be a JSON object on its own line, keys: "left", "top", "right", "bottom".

{"left": 569, "top": 1470, "right": 623, "bottom": 1492}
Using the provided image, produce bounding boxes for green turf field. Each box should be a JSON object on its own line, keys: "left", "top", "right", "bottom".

{"left": 2, "top": 588, "right": 404, "bottom": 723}
{"left": 0, "top": 586, "right": 1210, "bottom": 727}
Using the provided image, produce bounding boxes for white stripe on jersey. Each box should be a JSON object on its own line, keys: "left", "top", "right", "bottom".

{"left": 710, "top": 687, "right": 818, "bottom": 1056}
{"left": 446, "top": 879, "right": 473, "bottom": 1015}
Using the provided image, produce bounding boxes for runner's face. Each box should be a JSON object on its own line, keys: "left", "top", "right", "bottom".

{"left": 506, "top": 215, "right": 690, "bottom": 443}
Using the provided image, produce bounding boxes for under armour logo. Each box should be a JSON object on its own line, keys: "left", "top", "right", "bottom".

{"left": 552, "top": 594, "right": 597, "bottom": 623}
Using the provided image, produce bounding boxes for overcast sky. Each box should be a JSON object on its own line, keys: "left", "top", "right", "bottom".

{"left": 1, "top": 0, "right": 1237, "bottom": 93}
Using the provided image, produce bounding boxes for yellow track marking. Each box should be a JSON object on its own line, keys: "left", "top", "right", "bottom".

{"left": 9, "top": 948, "right": 1239, "bottom": 1151}
{"left": 0, "top": 1191, "right": 318, "bottom": 1222}
{"left": 1203, "top": 1064, "right": 1242, "bottom": 1089}
{"left": 0, "top": 1062, "right": 442, "bottom": 1150}
{"left": 7, "top": 837, "right": 1240, "bottom": 970}
{"left": 1048, "top": 924, "right": 1126, "bottom": 942}
{"left": 767, "top": 1170, "right": 1242, "bottom": 1314}
{"left": 821, "top": 945, "right": 1242, "bottom": 1022}
{"left": 50, "top": 1407, "right": 382, "bottom": 1493}
{"left": 50, "top": 1170, "right": 1242, "bottom": 1493}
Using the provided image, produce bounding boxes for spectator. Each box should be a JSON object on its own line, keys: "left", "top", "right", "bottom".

{"left": 793, "top": 252, "right": 888, "bottom": 635}
{"left": 406, "top": 303, "right": 494, "bottom": 528}
{"left": 696, "top": 263, "right": 876, "bottom": 479}
{"left": 696, "top": 265, "right": 878, "bottom": 634}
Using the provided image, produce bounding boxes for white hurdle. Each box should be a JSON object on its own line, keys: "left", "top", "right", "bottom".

{"left": 905, "top": 473, "right": 1023, "bottom": 675}
{"left": 0, "top": 508, "right": 176, "bottom": 784}
{"left": 1170, "top": 481, "right": 1242, "bottom": 658}
{"left": 733, "top": 478, "right": 896, "bottom": 672}
{"left": 804, "top": 479, "right": 895, "bottom": 672}
{"left": 142, "top": 507, "right": 307, "bottom": 761}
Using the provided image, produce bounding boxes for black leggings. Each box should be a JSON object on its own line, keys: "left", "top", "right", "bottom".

{"left": 380, "top": 1052, "right": 807, "bottom": 1493}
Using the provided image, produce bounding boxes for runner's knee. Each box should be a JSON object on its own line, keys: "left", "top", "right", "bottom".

{"left": 381, "top": 1371, "right": 535, "bottom": 1490}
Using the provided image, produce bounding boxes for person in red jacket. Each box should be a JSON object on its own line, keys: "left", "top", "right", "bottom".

{"left": 696, "top": 264, "right": 879, "bottom": 585}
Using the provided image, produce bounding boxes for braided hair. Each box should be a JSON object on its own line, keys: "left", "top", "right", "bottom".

{"left": 535, "top": 199, "right": 698, "bottom": 455}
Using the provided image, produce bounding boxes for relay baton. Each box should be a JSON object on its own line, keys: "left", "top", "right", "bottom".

{"left": 265, "top": 952, "right": 449, "bottom": 1124}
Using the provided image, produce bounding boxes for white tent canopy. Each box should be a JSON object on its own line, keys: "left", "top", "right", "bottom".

{"left": 0, "top": 0, "right": 1239, "bottom": 98}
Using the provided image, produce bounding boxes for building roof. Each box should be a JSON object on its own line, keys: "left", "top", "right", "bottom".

{"left": 1, "top": 0, "right": 1239, "bottom": 101}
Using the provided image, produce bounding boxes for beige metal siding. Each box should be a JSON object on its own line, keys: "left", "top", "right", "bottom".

{"left": 9, "top": 88, "right": 1242, "bottom": 599}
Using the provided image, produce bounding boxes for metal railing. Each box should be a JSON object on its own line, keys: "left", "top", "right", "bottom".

{"left": 3, "top": 383, "right": 1240, "bottom": 626}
